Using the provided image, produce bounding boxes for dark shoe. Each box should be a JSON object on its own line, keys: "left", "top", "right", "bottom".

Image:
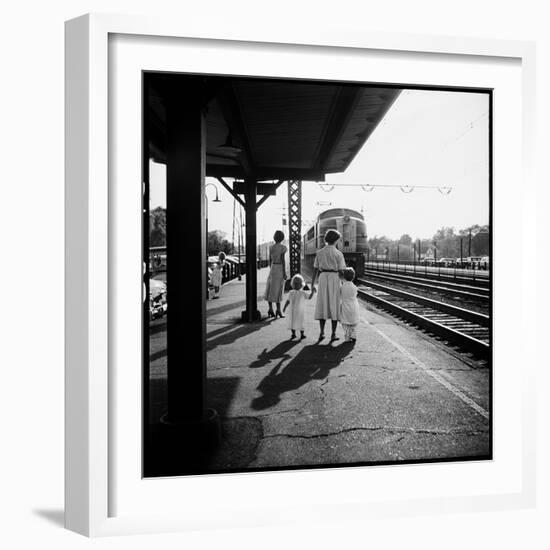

{"left": 267, "top": 309, "right": 275, "bottom": 317}
{"left": 290, "top": 331, "right": 296, "bottom": 339}
{"left": 318, "top": 333, "right": 325, "bottom": 342}
{"left": 276, "top": 310, "right": 285, "bottom": 318}
{"left": 330, "top": 333, "right": 340, "bottom": 341}
{"left": 300, "top": 332, "right": 306, "bottom": 340}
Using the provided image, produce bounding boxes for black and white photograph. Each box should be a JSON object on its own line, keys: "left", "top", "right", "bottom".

{"left": 143, "top": 73, "right": 491, "bottom": 477}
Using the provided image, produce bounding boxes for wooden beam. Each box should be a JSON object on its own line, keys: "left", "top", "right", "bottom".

{"left": 234, "top": 181, "right": 278, "bottom": 197}
{"left": 151, "top": 156, "right": 327, "bottom": 182}
{"left": 242, "top": 178, "right": 261, "bottom": 322}
{"left": 256, "top": 180, "right": 285, "bottom": 210}
{"left": 215, "top": 177, "right": 245, "bottom": 208}
{"left": 205, "top": 164, "right": 326, "bottom": 181}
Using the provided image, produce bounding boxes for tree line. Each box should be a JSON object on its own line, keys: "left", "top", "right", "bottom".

{"left": 149, "top": 207, "right": 234, "bottom": 255}
{"left": 150, "top": 207, "right": 489, "bottom": 260}
{"left": 367, "top": 224, "right": 489, "bottom": 261}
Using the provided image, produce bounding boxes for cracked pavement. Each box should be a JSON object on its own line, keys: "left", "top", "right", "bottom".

{"left": 148, "top": 268, "right": 490, "bottom": 472}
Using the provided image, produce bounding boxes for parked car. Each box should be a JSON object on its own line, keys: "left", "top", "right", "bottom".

{"left": 437, "top": 257, "right": 456, "bottom": 267}
{"left": 149, "top": 278, "right": 167, "bottom": 319}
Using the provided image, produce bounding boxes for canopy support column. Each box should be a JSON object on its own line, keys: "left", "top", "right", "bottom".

{"left": 287, "top": 180, "right": 302, "bottom": 279}
{"left": 242, "top": 178, "right": 261, "bottom": 322}
{"left": 162, "top": 78, "right": 220, "bottom": 447}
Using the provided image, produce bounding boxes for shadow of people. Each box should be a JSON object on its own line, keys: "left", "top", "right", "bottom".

{"left": 249, "top": 340, "right": 300, "bottom": 369}
{"left": 251, "top": 341, "right": 354, "bottom": 410}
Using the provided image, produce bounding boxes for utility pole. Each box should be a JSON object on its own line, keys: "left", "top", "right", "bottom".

{"left": 231, "top": 197, "right": 236, "bottom": 254}
{"left": 238, "top": 204, "right": 243, "bottom": 280}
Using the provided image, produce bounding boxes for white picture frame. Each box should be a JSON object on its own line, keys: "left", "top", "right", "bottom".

{"left": 65, "top": 13, "right": 537, "bottom": 537}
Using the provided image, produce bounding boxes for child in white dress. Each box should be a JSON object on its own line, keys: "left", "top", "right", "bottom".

{"left": 211, "top": 263, "right": 222, "bottom": 299}
{"left": 340, "top": 268, "right": 360, "bottom": 342}
{"left": 283, "top": 274, "right": 312, "bottom": 339}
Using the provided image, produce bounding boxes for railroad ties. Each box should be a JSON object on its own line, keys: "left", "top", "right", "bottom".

{"left": 356, "top": 276, "right": 490, "bottom": 359}
{"left": 300, "top": 261, "right": 490, "bottom": 359}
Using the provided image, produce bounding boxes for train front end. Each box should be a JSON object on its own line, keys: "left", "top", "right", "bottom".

{"left": 303, "top": 208, "right": 368, "bottom": 278}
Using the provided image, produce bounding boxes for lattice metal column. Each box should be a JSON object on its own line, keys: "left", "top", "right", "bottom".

{"left": 287, "top": 180, "right": 302, "bottom": 279}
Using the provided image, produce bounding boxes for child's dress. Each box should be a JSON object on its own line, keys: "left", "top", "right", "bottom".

{"left": 211, "top": 265, "right": 222, "bottom": 297}
{"left": 286, "top": 289, "right": 309, "bottom": 331}
{"left": 340, "top": 281, "right": 360, "bottom": 341}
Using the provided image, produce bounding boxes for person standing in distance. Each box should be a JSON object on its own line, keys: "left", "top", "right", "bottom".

{"left": 264, "top": 230, "right": 287, "bottom": 318}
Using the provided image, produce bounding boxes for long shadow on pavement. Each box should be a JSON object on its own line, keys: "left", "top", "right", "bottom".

{"left": 207, "top": 323, "right": 243, "bottom": 340}
{"left": 251, "top": 341, "right": 355, "bottom": 410}
{"left": 249, "top": 340, "right": 300, "bottom": 369}
{"left": 149, "top": 317, "right": 167, "bottom": 336}
{"left": 206, "top": 319, "right": 274, "bottom": 352}
{"left": 207, "top": 293, "right": 271, "bottom": 318}
{"left": 206, "top": 299, "right": 247, "bottom": 317}
{"left": 148, "top": 319, "right": 277, "bottom": 362}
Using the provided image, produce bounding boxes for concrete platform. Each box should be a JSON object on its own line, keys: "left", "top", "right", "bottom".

{"left": 148, "top": 267, "right": 490, "bottom": 473}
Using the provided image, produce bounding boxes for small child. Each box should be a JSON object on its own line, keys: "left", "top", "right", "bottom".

{"left": 340, "top": 267, "right": 360, "bottom": 343}
{"left": 211, "top": 263, "right": 222, "bottom": 299}
{"left": 283, "top": 274, "right": 312, "bottom": 339}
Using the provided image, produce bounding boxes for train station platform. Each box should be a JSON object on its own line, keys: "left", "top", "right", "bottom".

{"left": 149, "top": 267, "right": 490, "bottom": 473}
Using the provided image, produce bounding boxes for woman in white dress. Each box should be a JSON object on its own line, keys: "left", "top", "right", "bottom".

{"left": 309, "top": 229, "right": 346, "bottom": 341}
{"left": 264, "top": 230, "right": 287, "bottom": 318}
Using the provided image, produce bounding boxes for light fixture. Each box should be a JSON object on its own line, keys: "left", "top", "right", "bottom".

{"left": 205, "top": 182, "right": 222, "bottom": 203}
{"left": 361, "top": 184, "right": 374, "bottom": 192}
{"left": 400, "top": 185, "right": 414, "bottom": 193}
{"left": 217, "top": 132, "right": 242, "bottom": 155}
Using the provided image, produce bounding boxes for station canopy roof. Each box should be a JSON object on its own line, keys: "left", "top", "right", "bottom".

{"left": 148, "top": 76, "right": 400, "bottom": 182}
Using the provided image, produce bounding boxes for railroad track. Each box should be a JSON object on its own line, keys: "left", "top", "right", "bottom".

{"left": 356, "top": 278, "right": 490, "bottom": 358}
{"left": 363, "top": 265, "right": 490, "bottom": 288}
{"left": 362, "top": 269, "right": 490, "bottom": 303}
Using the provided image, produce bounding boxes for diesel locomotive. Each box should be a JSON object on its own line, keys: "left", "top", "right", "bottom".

{"left": 302, "top": 208, "right": 368, "bottom": 277}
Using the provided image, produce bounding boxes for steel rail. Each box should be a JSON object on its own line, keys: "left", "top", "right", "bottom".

{"left": 361, "top": 270, "right": 490, "bottom": 301}
{"left": 357, "top": 278, "right": 490, "bottom": 327}
{"left": 363, "top": 262, "right": 490, "bottom": 287}
{"left": 363, "top": 268, "right": 490, "bottom": 294}
{"left": 357, "top": 288, "right": 490, "bottom": 358}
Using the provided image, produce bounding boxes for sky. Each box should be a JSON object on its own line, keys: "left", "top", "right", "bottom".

{"left": 149, "top": 88, "right": 489, "bottom": 244}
